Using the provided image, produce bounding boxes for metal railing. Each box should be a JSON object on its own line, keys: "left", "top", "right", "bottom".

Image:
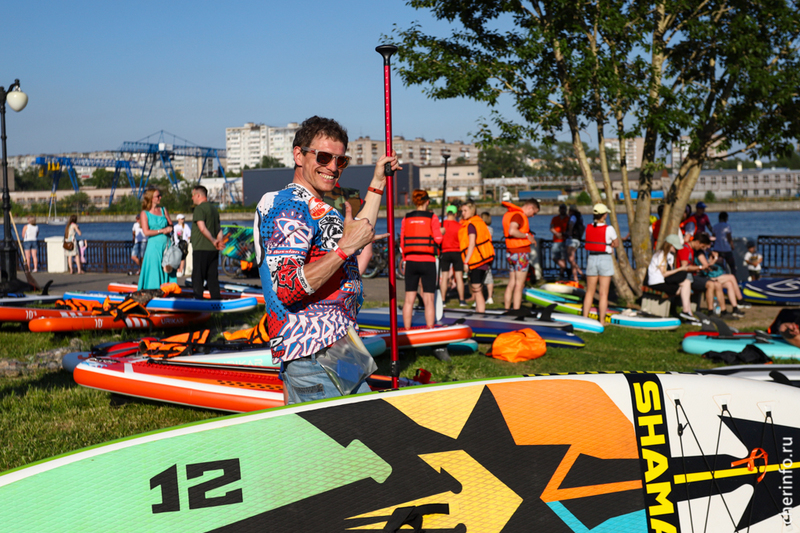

{"left": 757, "top": 236, "right": 800, "bottom": 277}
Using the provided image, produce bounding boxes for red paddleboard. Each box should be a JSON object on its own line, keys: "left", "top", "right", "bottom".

{"left": 29, "top": 312, "right": 212, "bottom": 332}
{"left": 0, "top": 306, "right": 92, "bottom": 323}
{"left": 107, "top": 282, "right": 265, "bottom": 304}
{"left": 360, "top": 323, "right": 473, "bottom": 348}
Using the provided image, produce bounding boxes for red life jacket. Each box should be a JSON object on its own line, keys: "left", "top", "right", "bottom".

{"left": 584, "top": 224, "right": 610, "bottom": 253}
{"left": 441, "top": 219, "right": 461, "bottom": 253}
{"left": 402, "top": 211, "right": 436, "bottom": 256}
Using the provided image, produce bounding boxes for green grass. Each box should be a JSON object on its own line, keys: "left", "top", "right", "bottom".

{"left": 0, "top": 296, "right": 740, "bottom": 473}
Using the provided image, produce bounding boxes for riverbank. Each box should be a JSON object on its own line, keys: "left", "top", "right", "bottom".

{"left": 37, "top": 198, "right": 800, "bottom": 222}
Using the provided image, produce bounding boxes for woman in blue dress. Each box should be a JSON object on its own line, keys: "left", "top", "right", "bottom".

{"left": 137, "top": 188, "right": 176, "bottom": 290}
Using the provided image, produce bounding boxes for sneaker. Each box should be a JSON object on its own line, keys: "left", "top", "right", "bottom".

{"left": 486, "top": 297, "right": 494, "bottom": 305}
{"left": 459, "top": 300, "right": 467, "bottom": 307}
{"left": 731, "top": 308, "right": 746, "bottom": 318}
{"left": 472, "top": 301, "right": 477, "bottom": 308}
{"left": 720, "top": 310, "right": 740, "bottom": 321}
{"left": 738, "top": 303, "right": 752, "bottom": 309}
{"left": 679, "top": 312, "right": 701, "bottom": 324}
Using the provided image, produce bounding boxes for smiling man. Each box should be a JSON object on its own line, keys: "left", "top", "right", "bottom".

{"left": 254, "top": 116, "right": 400, "bottom": 404}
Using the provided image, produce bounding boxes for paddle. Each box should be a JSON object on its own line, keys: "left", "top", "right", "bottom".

{"left": 376, "top": 44, "right": 401, "bottom": 389}
{"left": 434, "top": 257, "right": 443, "bottom": 322}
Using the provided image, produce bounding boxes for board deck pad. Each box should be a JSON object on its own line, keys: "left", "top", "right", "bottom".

{"left": 2, "top": 372, "right": 800, "bottom": 531}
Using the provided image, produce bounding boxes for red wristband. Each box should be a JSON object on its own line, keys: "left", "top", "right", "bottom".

{"left": 368, "top": 186, "right": 384, "bottom": 196}
{"left": 334, "top": 246, "right": 349, "bottom": 261}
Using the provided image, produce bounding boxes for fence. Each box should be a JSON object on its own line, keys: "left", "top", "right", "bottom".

{"left": 14, "top": 237, "right": 800, "bottom": 278}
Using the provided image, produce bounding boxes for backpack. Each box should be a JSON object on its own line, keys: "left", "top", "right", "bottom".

{"left": 571, "top": 213, "right": 585, "bottom": 240}
{"left": 487, "top": 328, "right": 547, "bottom": 362}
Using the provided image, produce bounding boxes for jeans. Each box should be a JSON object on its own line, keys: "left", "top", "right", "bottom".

{"left": 282, "top": 353, "right": 371, "bottom": 405}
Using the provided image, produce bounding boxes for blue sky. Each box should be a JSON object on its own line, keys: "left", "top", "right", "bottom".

{"left": 4, "top": 0, "right": 537, "bottom": 157}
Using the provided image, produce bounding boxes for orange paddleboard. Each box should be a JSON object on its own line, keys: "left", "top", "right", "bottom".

{"left": 28, "top": 312, "right": 212, "bottom": 332}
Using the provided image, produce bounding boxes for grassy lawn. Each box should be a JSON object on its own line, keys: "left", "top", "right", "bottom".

{"left": 0, "top": 291, "right": 765, "bottom": 473}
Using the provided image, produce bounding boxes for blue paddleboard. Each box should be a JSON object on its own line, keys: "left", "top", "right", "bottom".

{"left": 63, "top": 291, "right": 258, "bottom": 313}
{"left": 682, "top": 333, "right": 800, "bottom": 359}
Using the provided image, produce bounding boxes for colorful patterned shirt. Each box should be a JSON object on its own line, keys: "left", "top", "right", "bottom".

{"left": 254, "top": 183, "right": 363, "bottom": 363}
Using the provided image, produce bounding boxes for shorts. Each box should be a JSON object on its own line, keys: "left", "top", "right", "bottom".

{"left": 691, "top": 275, "right": 711, "bottom": 292}
{"left": 567, "top": 239, "right": 581, "bottom": 249}
{"left": 22, "top": 241, "right": 36, "bottom": 251}
{"left": 439, "top": 251, "right": 463, "bottom": 272}
{"left": 404, "top": 260, "right": 437, "bottom": 293}
{"left": 586, "top": 254, "right": 614, "bottom": 277}
{"left": 468, "top": 268, "right": 488, "bottom": 285}
{"left": 551, "top": 241, "right": 567, "bottom": 261}
{"left": 507, "top": 251, "right": 530, "bottom": 273}
{"left": 131, "top": 242, "right": 146, "bottom": 259}
{"left": 282, "top": 352, "right": 371, "bottom": 405}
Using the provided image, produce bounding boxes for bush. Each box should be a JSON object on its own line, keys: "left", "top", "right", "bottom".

{"left": 576, "top": 191, "right": 592, "bottom": 205}
{"left": 704, "top": 191, "right": 716, "bottom": 203}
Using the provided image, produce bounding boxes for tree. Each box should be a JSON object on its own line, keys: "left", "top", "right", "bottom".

{"left": 388, "top": 0, "right": 800, "bottom": 298}
{"left": 478, "top": 143, "right": 530, "bottom": 178}
{"left": 86, "top": 168, "right": 114, "bottom": 188}
{"left": 254, "top": 156, "right": 286, "bottom": 169}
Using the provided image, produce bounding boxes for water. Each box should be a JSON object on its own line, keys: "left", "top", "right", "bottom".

{"left": 0, "top": 210, "right": 793, "bottom": 242}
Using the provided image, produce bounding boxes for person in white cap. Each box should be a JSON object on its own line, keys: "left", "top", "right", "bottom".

{"left": 646, "top": 233, "right": 698, "bottom": 323}
{"left": 173, "top": 213, "right": 191, "bottom": 277}
{"left": 581, "top": 203, "right": 618, "bottom": 325}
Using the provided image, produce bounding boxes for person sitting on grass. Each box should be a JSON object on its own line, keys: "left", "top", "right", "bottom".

{"left": 779, "top": 322, "right": 800, "bottom": 349}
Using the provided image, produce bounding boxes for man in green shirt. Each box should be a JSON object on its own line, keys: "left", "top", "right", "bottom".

{"left": 190, "top": 185, "right": 224, "bottom": 299}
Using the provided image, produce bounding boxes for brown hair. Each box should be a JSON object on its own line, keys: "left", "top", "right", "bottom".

{"left": 411, "top": 189, "right": 430, "bottom": 207}
{"left": 461, "top": 199, "right": 477, "bottom": 218}
{"left": 141, "top": 188, "right": 160, "bottom": 211}
{"left": 524, "top": 198, "right": 540, "bottom": 210}
{"left": 64, "top": 215, "right": 78, "bottom": 239}
{"left": 695, "top": 232, "right": 712, "bottom": 245}
{"left": 292, "top": 116, "right": 348, "bottom": 152}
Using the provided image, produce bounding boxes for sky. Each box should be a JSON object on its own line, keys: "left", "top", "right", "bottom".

{"left": 4, "top": 0, "right": 544, "bottom": 157}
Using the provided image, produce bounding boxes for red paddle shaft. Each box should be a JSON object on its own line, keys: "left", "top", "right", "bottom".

{"left": 376, "top": 44, "right": 400, "bottom": 389}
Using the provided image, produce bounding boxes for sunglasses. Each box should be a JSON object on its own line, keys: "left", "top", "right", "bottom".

{"left": 301, "top": 147, "right": 351, "bottom": 170}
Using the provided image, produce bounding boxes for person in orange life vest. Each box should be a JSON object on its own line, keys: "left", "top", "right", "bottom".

{"left": 459, "top": 200, "right": 495, "bottom": 313}
{"left": 400, "top": 190, "right": 443, "bottom": 329}
{"left": 550, "top": 203, "right": 570, "bottom": 278}
{"left": 502, "top": 198, "right": 539, "bottom": 310}
{"left": 439, "top": 204, "right": 467, "bottom": 306}
{"left": 479, "top": 212, "right": 496, "bottom": 305}
{"left": 680, "top": 204, "right": 697, "bottom": 242}
{"left": 581, "top": 203, "right": 619, "bottom": 325}
{"left": 566, "top": 205, "right": 583, "bottom": 282}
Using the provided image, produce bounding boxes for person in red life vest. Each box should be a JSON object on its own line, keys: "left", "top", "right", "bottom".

{"left": 676, "top": 232, "right": 733, "bottom": 319}
{"left": 400, "top": 190, "right": 443, "bottom": 329}
{"left": 582, "top": 203, "right": 619, "bottom": 325}
{"left": 502, "top": 198, "right": 539, "bottom": 310}
{"left": 439, "top": 205, "right": 467, "bottom": 306}
{"left": 459, "top": 200, "right": 495, "bottom": 313}
{"left": 550, "top": 203, "right": 570, "bottom": 279}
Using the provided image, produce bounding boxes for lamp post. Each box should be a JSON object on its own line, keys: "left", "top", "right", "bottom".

{"left": 0, "top": 80, "right": 28, "bottom": 282}
{"left": 439, "top": 152, "right": 450, "bottom": 220}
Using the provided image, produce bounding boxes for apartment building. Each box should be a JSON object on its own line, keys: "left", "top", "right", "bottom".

{"left": 663, "top": 167, "right": 800, "bottom": 200}
{"left": 671, "top": 136, "right": 727, "bottom": 169}
{"left": 419, "top": 163, "right": 482, "bottom": 199}
{"left": 347, "top": 136, "right": 479, "bottom": 167}
{"left": 225, "top": 122, "right": 300, "bottom": 173}
{"left": 603, "top": 137, "right": 645, "bottom": 170}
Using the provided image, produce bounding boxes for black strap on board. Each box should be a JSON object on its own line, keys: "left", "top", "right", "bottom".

{"left": 382, "top": 504, "right": 450, "bottom": 532}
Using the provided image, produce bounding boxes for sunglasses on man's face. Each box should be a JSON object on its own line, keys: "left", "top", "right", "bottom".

{"left": 301, "top": 147, "right": 351, "bottom": 170}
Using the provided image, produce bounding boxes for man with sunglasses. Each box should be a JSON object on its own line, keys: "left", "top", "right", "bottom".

{"left": 255, "top": 116, "right": 401, "bottom": 405}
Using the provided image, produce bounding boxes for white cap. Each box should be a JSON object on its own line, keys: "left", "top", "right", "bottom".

{"left": 177, "top": 214, "right": 185, "bottom": 219}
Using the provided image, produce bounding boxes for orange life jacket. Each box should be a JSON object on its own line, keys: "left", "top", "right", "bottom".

{"left": 402, "top": 211, "right": 436, "bottom": 256}
{"left": 680, "top": 215, "right": 697, "bottom": 242}
{"left": 458, "top": 215, "right": 495, "bottom": 268}
{"left": 143, "top": 329, "right": 211, "bottom": 359}
{"left": 223, "top": 313, "right": 270, "bottom": 344}
{"left": 502, "top": 202, "right": 531, "bottom": 250}
{"left": 584, "top": 224, "right": 610, "bottom": 253}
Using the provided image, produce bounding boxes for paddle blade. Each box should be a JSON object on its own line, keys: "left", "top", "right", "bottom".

{"left": 435, "top": 289, "right": 444, "bottom": 323}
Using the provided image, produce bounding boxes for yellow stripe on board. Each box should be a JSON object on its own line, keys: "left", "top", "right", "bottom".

{"left": 674, "top": 459, "right": 800, "bottom": 485}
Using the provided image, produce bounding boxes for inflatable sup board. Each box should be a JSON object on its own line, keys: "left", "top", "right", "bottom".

{"left": 525, "top": 288, "right": 681, "bottom": 330}
{"left": 443, "top": 306, "right": 604, "bottom": 334}
{"left": 699, "top": 364, "right": 800, "bottom": 386}
{"left": 28, "top": 312, "right": 212, "bottom": 333}
{"left": 108, "top": 282, "right": 266, "bottom": 305}
{"left": 741, "top": 277, "right": 800, "bottom": 305}
{"left": 682, "top": 333, "right": 800, "bottom": 359}
{"left": 357, "top": 307, "right": 585, "bottom": 348}
{"left": 3, "top": 372, "right": 800, "bottom": 531}
{"left": 0, "top": 294, "right": 62, "bottom": 306}
{"left": 359, "top": 324, "right": 472, "bottom": 350}
{"left": 63, "top": 292, "right": 259, "bottom": 313}
{"left": 0, "top": 306, "right": 92, "bottom": 323}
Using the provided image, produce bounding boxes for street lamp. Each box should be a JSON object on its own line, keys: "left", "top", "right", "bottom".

{"left": 0, "top": 80, "right": 28, "bottom": 282}
{"left": 439, "top": 152, "right": 451, "bottom": 220}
